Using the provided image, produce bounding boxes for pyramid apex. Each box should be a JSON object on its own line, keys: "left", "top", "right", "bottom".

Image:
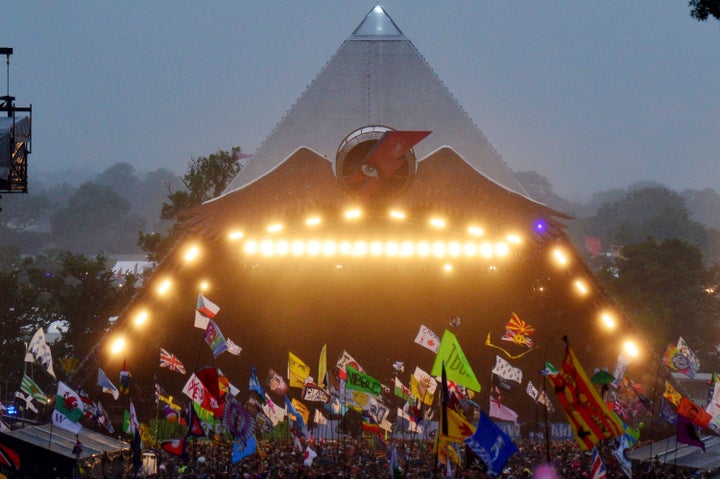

{"left": 351, "top": 5, "right": 405, "bottom": 40}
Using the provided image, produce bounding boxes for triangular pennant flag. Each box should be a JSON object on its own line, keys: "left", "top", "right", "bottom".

{"left": 431, "top": 329, "right": 481, "bottom": 391}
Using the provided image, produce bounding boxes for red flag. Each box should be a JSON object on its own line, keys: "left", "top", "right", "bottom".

{"left": 161, "top": 437, "right": 188, "bottom": 458}
{"left": 547, "top": 340, "right": 623, "bottom": 450}
{"left": 676, "top": 396, "right": 711, "bottom": 428}
{"left": 0, "top": 442, "right": 20, "bottom": 470}
{"left": 585, "top": 236, "right": 602, "bottom": 256}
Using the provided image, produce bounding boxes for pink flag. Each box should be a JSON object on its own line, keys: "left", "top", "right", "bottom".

{"left": 489, "top": 397, "right": 518, "bottom": 425}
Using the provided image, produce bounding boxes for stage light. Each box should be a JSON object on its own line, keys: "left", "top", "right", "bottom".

{"left": 417, "top": 241, "right": 430, "bottom": 257}
{"left": 267, "top": 223, "right": 283, "bottom": 234}
{"left": 432, "top": 241, "right": 446, "bottom": 258}
{"left": 244, "top": 240, "right": 259, "bottom": 255}
{"left": 110, "top": 336, "right": 126, "bottom": 355}
{"left": 389, "top": 210, "right": 406, "bottom": 220}
{"left": 443, "top": 263, "right": 453, "bottom": 272}
{"left": 292, "top": 240, "right": 305, "bottom": 256}
{"left": 228, "top": 230, "right": 244, "bottom": 241}
{"left": 370, "top": 241, "right": 383, "bottom": 256}
{"left": 495, "top": 242, "right": 509, "bottom": 257}
{"left": 430, "top": 217, "right": 446, "bottom": 229}
{"left": 184, "top": 245, "right": 200, "bottom": 263}
{"left": 199, "top": 280, "right": 210, "bottom": 291}
{"left": 506, "top": 234, "right": 522, "bottom": 244}
{"left": 600, "top": 312, "right": 616, "bottom": 330}
{"left": 307, "top": 240, "right": 321, "bottom": 256}
{"left": 306, "top": 216, "right": 321, "bottom": 226}
{"left": 574, "top": 279, "right": 589, "bottom": 295}
{"left": 448, "top": 241, "right": 462, "bottom": 257}
{"left": 260, "top": 239, "right": 275, "bottom": 256}
{"left": 534, "top": 219, "right": 547, "bottom": 232}
{"left": 552, "top": 248, "right": 568, "bottom": 266}
{"left": 345, "top": 208, "right": 362, "bottom": 220}
{"left": 157, "top": 279, "right": 171, "bottom": 296}
{"left": 323, "top": 240, "right": 337, "bottom": 256}
{"left": 133, "top": 311, "right": 148, "bottom": 326}
{"left": 480, "top": 242, "right": 493, "bottom": 258}
{"left": 468, "top": 226, "right": 484, "bottom": 237}
{"left": 276, "top": 240, "right": 290, "bottom": 255}
{"left": 623, "top": 340, "right": 639, "bottom": 358}
{"left": 463, "top": 242, "right": 477, "bottom": 257}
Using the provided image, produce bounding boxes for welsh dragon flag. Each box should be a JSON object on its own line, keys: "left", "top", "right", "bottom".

{"left": 52, "top": 381, "right": 84, "bottom": 434}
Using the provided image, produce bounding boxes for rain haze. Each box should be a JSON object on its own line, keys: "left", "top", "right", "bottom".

{"left": 2, "top": 1, "right": 718, "bottom": 201}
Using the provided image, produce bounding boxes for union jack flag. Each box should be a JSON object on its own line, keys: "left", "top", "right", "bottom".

{"left": 159, "top": 348, "right": 186, "bottom": 374}
{"left": 501, "top": 312, "right": 536, "bottom": 348}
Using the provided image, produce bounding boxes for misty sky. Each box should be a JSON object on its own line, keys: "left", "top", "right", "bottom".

{"left": 2, "top": 1, "right": 718, "bottom": 201}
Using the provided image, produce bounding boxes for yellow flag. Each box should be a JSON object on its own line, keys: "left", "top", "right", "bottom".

{"left": 318, "top": 344, "right": 327, "bottom": 388}
{"left": 291, "top": 398, "right": 310, "bottom": 426}
{"left": 663, "top": 381, "right": 682, "bottom": 406}
{"left": 288, "top": 351, "right": 310, "bottom": 388}
{"left": 410, "top": 374, "right": 435, "bottom": 406}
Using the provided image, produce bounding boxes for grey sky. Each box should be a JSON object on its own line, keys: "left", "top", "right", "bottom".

{"left": 2, "top": 1, "right": 718, "bottom": 201}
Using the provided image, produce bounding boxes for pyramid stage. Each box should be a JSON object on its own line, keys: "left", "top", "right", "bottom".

{"left": 76, "top": 6, "right": 646, "bottom": 431}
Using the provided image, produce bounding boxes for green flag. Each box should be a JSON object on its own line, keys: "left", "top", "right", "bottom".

{"left": 431, "top": 329, "right": 481, "bottom": 391}
{"left": 21, "top": 374, "right": 47, "bottom": 403}
{"left": 345, "top": 365, "right": 382, "bottom": 395}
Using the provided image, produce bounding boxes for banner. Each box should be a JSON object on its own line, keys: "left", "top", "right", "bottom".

{"left": 547, "top": 342, "right": 623, "bottom": 450}
{"left": 491, "top": 356, "right": 522, "bottom": 384}
{"left": 288, "top": 352, "right": 311, "bottom": 388}
{"left": 345, "top": 365, "right": 382, "bottom": 396}
{"left": 431, "top": 330, "right": 481, "bottom": 391}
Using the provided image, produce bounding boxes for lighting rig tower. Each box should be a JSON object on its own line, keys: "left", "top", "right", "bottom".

{"left": 0, "top": 47, "right": 32, "bottom": 206}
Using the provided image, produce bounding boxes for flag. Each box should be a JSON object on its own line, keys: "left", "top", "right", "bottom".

{"left": 500, "top": 313, "right": 536, "bottom": 348}
{"left": 131, "top": 429, "right": 142, "bottom": 474}
{"left": 97, "top": 368, "right": 119, "bottom": 400}
{"left": 14, "top": 389, "right": 38, "bottom": 414}
{"left": 288, "top": 352, "right": 311, "bottom": 388}
{"left": 394, "top": 377, "right": 411, "bottom": 402}
{"left": 204, "top": 319, "right": 228, "bottom": 358}
{"left": 335, "top": 350, "right": 363, "bottom": 381}
{"left": 225, "top": 338, "right": 243, "bottom": 355}
{"left": 449, "top": 316, "right": 462, "bottom": 328}
{"left": 314, "top": 408, "right": 328, "bottom": 425}
{"left": 186, "top": 403, "right": 205, "bottom": 437}
{"left": 284, "top": 395, "right": 306, "bottom": 429}
{"left": 291, "top": 398, "right": 310, "bottom": 426}
{"left": 397, "top": 407, "right": 423, "bottom": 433}
{"left": 590, "top": 447, "right": 607, "bottom": 479}
{"left": 389, "top": 444, "right": 401, "bottom": 478}
{"left": 414, "top": 324, "right": 440, "bottom": 353}
{"left": 585, "top": 236, "right": 602, "bottom": 256}
{"left": 303, "top": 445, "right": 317, "bottom": 466}
{"left": 677, "top": 337, "right": 700, "bottom": 377}
{"left": 119, "top": 359, "right": 132, "bottom": 395}
{"left": 491, "top": 356, "right": 523, "bottom": 384}
{"left": 431, "top": 329, "right": 481, "bottom": 391}
{"left": 677, "top": 413, "right": 705, "bottom": 451}
{"left": 526, "top": 381, "right": 538, "bottom": 401}
{"left": 59, "top": 357, "right": 79, "bottom": 375}
{"left": 52, "top": 381, "right": 84, "bottom": 434}
{"left": 440, "top": 362, "right": 449, "bottom": 437}
{"left": 613, "top": 435, "right": 632, "bottom": 478}
{"left": 663, "top": 381, "right": 682, "bottom": 407}
{"left": 660, "top": 398, "right": 678, "bottom": 425}
{"left": 232, "top": 435, "right": 257, "bottom": 463}
{"left": 317, "top": 344, "right": 327, "bottom": 388}
{"left": 20, "top": 374, "right": 47, "bottom": 403}
{"left": 25, "top": 328, "right": 55, "bottom": 378}
{"left": 126, "top": 399, "right": 139, "bottom": 435}
{"left": 262, "top": 395, "right": 286, "bottom": 426}
{"left": 345, "top": 365, "right": 382, "bottom": 396}
{"left": 546, "top": 340, "right": 623, "bottom": 450}
{"left": 97, "top": 402, "right": 115, "bottom": 433}
{"left": 676, "top": 396, "right": 711, "bottom": 428}
{"left": 0, "top": 443, "right": 20, "bottom": 471}
{"left": 159, "top": 348, "right": 186, "bottom": 374}
{"left": 489, "top": 397, "right": 519, "bottom": 425}
{"left": 464, "top": 410, "right": 517, "bottom": 477}
{"left": 161, "top": 437, "right": 188, "bottom": 460}
{"left": 410, "top": 367, "right": 437, "bottom": 406}
{"left": 267, "top": 369, "right": 289, "bottom": 395}
{"left": 195, "top": 294, "right": 219, "bottom": 329}
{"left": 249, "top": 367, "right": 266, "bottom": 401}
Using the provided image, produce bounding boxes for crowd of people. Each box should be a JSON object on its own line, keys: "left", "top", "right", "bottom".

{"left": 106, "top": 437, "right": 713, "bottom": 479}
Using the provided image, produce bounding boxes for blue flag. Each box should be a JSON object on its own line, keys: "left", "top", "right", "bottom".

{"left": 464, "top": 410, "right": 517, "bottom": 477}
{"left": 249, "top": 367, "right": 266, "bottom": 402}
{"left": 232, "top": 435, "right": 257, "bottom": 464}
{"left": 284, "top": 395, "right": 306, "bottom": 430}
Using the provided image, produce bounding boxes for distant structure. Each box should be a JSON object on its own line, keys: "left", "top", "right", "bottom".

{"left": 0, "top": 47, "right": 32, "bottom": 202}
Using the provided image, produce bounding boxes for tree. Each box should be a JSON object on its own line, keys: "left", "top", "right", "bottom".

{"left": 599, "top": 238, "right": 719, "bottom": 367}
{"left": 689, "top": 0, "right": 720, "bottom": 22}
{"left": 50, "top": 182, "right": 146, "bottom": 254}
{"left": 138, "top": 147, "right": 243, "bottom": 262}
